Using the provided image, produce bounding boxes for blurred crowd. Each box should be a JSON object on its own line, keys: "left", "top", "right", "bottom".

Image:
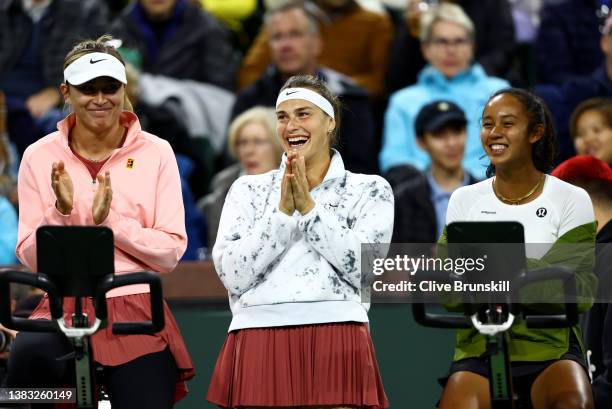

{"left": 0, "top": 0, "right": 611, "bottom": 261}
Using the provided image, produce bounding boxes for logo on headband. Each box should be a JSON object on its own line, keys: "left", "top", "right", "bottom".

{"left": 90, "top": 58, "right": 106, "bottom": 64}
{"left": 286, "top": 90, "right": 298, "bottom": 95}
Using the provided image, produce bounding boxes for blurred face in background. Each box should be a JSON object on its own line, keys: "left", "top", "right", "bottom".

{"left": 574, "top": 110, "right": 612, "bottom": 164}
{"left": 417, "top": 123, "right": 466, "bottom": 172}
{"left": 267, "top": 8, "right": 321, "bottom": 77}
{"left": 236, "top": 121, "right": 279, "bottom": 175}
{"left": 140, "top": 0, "right": 176, "bottom": 21}
{"left": 422, "top": 20, "right": 473, "bottom": 78}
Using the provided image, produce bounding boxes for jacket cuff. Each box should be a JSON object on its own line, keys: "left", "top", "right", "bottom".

{"left": 43, "top": 203, "right": 75, "bottom": 225}
{"left": 297, "top": 202, "right": 322, "bottom": 234}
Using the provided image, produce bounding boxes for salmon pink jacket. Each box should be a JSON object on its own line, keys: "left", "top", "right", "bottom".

{"left": 16, "top": 112, "right": 186, "bottom": 297}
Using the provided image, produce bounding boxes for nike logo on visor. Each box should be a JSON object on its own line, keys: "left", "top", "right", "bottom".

{"left": 90, "top": 58, "right": 107, "bottom": 64}
{"left": 286, "top": 91, "right": 298, "bottom": 95}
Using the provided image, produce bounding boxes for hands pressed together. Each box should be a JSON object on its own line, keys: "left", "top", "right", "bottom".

{"left": 279, "top": 152, "right": 315, "bottom": 216}
{"left": 52, "top": 161, "right": 112, "bottom": 224}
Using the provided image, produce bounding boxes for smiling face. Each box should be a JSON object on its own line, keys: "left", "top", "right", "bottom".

{"left": 276, "top": 98, "right": 335, "bottom": 164}
{"left": 422, "top": 20, "right": 473, "bottom": 78}
{"left": 236, "top": 121, "right": 279, "bottom": 175}
{"left": 480, "top": 93, "right": 543, "bottom": 172}
{"left": 61, "top": 76, "right": 125, "bottom": 134}
{"left": 574, "top": 110, "right": 612, "bottom": 164}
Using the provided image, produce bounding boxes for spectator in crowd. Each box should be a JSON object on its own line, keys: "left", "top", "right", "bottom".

{"left": 237, "top": 0, "right": 393, "bottom": 98}
{"left": 110, "top": 0, "right": 237, "bottom": 90}
{"left": 551, "top": 155, "right": 612, "bottom": 409}
{"left": 0, "top": 196, "right": 17, "bottom": 266}
{"left": 570, "top": 98, "right": 612, "bottom": 165}
{"left": 199, "top": 106, "right": 281, "bottom": 247}
{"left": 386, "top": 0, "right": 516, "bottom": 93}
{"left": 536, "top": 14, "right": 612, "bottom": 162}
{"left": 535, "top": 0, "right": 603, "bottom": 85}
{"left": 0, "top": 92, "right": 16, "bottom": 266}
{"left": 232, "top": 0, "right": 379, "bottom": 174}
{"left": 507, "top": 0, "right": 543, "bottom": 87}
{"left": 380, "top": 2, "right": 509, "bottom": 180}
{"left": 0, "top": 0, "right": 108, "bottom": 156}
{"left": 0, "top": 92, "right": 15, "bottom": 201}
{"left": 393, "top": 100, "right": 478, "bottom": 244}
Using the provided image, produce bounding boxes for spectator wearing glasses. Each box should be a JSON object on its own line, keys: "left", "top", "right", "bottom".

{"left": 380, "top": 2, "right": 508, "bottom": 180}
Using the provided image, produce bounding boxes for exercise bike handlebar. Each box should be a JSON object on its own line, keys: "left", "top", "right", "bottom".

{"left": 412, "top": 269, "right": 472, "bottom": 329}
{"left": 0, "top": 269, "right": 62, "bottom": 332}
{"left": 0, "top": 269, "right": 165, "bottom": 336}
{"left": 413, "top": 265, "right": 579, "bottom": 330}
{"left": 94, "top": 272, "right": 165, "bottom": 335}
{"left": 515, "top": 265, "right": 578, "bottom": 328}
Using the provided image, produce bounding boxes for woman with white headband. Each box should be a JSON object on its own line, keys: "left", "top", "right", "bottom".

{"left": 207, "top": 75, "right": 393, "bottom": 408}
{"left": 6, "top": 35, "right": 194, "bottom": 408}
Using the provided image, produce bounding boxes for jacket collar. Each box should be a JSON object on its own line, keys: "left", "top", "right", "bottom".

{"left": 418, "top": 63, "right": 486, "bottom": 87}
{"left": 278, "top": 148, "right": 346, "bottom": 184}
{"left": 56, "top": 111, "right": 142, "bottom": 148}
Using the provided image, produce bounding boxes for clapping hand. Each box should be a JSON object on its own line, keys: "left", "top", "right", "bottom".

{"left": 93, "top": 171, "right": 113, "bottom": 225}
{"left": 288, "top": 152, "right": 315, "bottom": 215}
{"left": 51, "top": 161, "right": 74, "bottom": 215}
{"left": 279, "top": 153, "right": 296, "bottom": 215}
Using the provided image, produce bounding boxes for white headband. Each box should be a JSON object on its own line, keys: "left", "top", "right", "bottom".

{"left": 64, "top": 52, "right": 127, "bottom": 86}
{"left": 276, "top": 87, "right": 335, "bottom": 119}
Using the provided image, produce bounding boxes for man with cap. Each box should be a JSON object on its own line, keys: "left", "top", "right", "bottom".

{"left": 392, "top": 100, "right": 478, "bottom": 243}
{"left": 551, "top": 155, "right": 612, "bottom": 409}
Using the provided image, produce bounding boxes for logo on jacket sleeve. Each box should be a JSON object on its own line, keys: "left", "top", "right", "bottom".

{"left": 126, "top": 158, "right": 135, "bottom": 169}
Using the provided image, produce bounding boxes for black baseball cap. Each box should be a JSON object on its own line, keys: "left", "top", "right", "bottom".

{"left": 415, "top": 100, "right": 467, "bottom": 138}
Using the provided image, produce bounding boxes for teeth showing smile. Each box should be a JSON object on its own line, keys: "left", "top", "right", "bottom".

{"left": 489, "top": 144, "right": 508, "bottom": 153}
{"left": 288, "top": 136, "right": 309, "bottom": 147}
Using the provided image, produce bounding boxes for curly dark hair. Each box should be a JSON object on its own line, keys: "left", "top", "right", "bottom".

{"left": 484, "top": 88, "right": 557, "bottom": 177}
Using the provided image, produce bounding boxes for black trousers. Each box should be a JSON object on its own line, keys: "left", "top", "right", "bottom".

{"left": 6, "top": 331, "right": 178, "bottom": 409}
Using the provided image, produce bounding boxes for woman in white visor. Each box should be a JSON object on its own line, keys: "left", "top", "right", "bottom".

{"left": 7, "top": 35, "right": 194, "bottom": 409}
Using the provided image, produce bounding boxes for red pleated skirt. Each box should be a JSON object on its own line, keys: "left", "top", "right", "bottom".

{"left": 206, "top": 322, "right": 389, "bottom": 408}
{"left": 30, "top": 293, "right": 195, "bottom": 402}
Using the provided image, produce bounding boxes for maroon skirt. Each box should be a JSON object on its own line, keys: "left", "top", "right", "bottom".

{"left": 30, "top": 293, "right": 195, "bottom": 402}
{"left": 207, "top": 322, "right": 389, "bottom": 408}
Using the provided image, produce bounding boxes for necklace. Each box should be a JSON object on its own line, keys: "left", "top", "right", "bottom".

{"left": 492, "top": 174, "right": 545, "bottom": 205}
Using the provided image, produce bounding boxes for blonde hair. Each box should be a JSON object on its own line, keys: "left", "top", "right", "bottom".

{"left": 419, "top": 3, "right": 475, "bottom": 43}
{"left": 228, "top": 107, "right": 282, "bottom": 160}
{"left": 63, "top": 35, "right": 133, "bottom": 112}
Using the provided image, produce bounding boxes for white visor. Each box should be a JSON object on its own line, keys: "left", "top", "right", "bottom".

{"left": 64, "top": 52, "right": 127, "bottom": 85}
{"left": 276, "top": 87, "right": 334, "bottom": 119}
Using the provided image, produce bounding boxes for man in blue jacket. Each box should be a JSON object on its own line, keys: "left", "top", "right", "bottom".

{"left": 379, "top": 2, "right": 508, "bottom": 180}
